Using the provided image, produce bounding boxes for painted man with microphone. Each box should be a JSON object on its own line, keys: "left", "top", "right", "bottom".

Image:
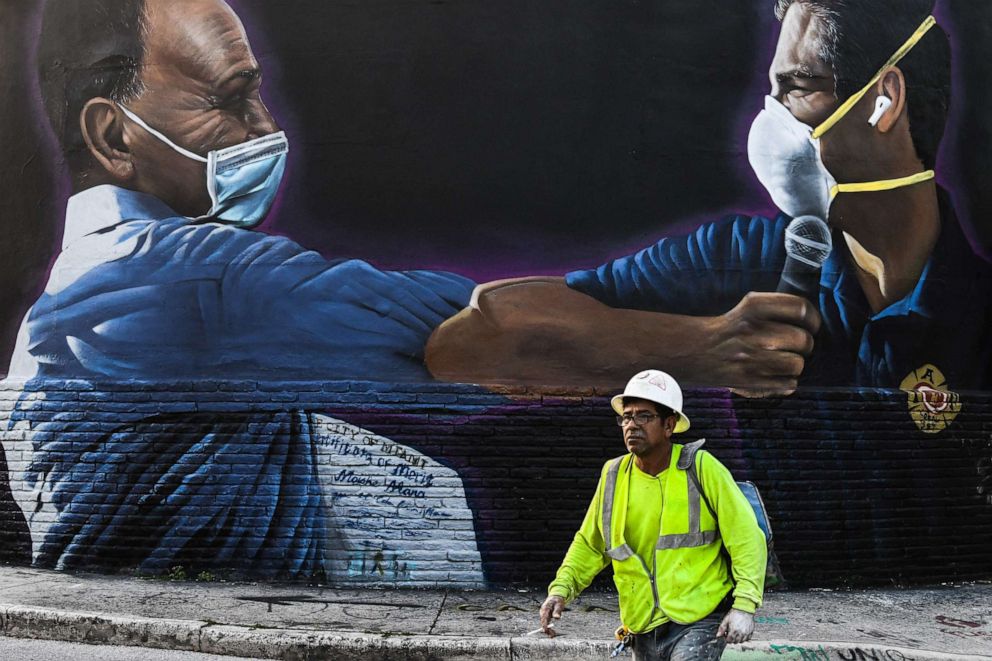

{"left": 427, "top": 0, "right": 992, "bottom": 397}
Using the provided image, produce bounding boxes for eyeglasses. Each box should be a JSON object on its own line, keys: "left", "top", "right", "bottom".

{"left": 616, "top": 412, "right": 662, "bottom": 427}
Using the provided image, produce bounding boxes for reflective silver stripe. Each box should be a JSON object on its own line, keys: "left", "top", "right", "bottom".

{"left": 655, "top": 530, "right": 720, "bottom": 550}
{"left": 602, "top": 457, "right": 624, "bottom": 559}
{"left": 687, "top": 461, "right": 701, "bottom": 534}
{"left": 676, "top": 439, "right": 706, "bottom": 470}
{"left": 601, "top": 457, "right": 656, "bottom": 606}
{"left": 655, "top": 442, "right": 718, "bottom": 552}
{"left": 607, "top": 543, "right": 635, "bottom": 561}
{"left": 636, "top": 554, "right": 660, "bottom": 611}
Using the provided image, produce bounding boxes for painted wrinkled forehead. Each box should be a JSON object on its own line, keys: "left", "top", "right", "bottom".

{"left": 770, "top": 3, "right": 834, "bottom": 84}
{"left": 141, "top": 0, "right": 257, "bottom": 80}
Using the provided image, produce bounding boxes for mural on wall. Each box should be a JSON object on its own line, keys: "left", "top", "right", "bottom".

{"left": 2, "top": 401, "right": 484, "bottom": 584}
{"left": 2, "top": 0, "right": 991, "bottom": 390}
{"left": 0, "top": 0, "right": 990, "bottom": 585}
{"left": 4, "top": 0, "right": 990, "bottom": 392}
{"left": 0, "top": 0, "right": 485, "bottom": 583}
{"left": 426, "top": 1, "right": 992, "bottom": 399}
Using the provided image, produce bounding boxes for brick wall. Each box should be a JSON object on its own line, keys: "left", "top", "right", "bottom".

{"left": 1, "top": 379, "right": 990, "bottom": 588}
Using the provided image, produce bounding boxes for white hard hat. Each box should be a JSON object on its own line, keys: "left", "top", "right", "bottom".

{"left": 610, "top": 369, "right": 690, "bottom": 434}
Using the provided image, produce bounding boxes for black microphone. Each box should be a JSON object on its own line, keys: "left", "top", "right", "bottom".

{"left": 776, "top": 215, "right": 832, "bottom": 300}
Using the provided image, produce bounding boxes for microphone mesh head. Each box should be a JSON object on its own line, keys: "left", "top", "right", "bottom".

{"left": 784, "top": 215, "right": 832, "bottom": 267}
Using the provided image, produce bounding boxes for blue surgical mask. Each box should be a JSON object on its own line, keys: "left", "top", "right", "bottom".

{"left": 118, "top": 105, "right": 288, "bottom": 227}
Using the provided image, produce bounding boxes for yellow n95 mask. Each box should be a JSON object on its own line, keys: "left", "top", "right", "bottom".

{"left": 747, "top": 15, "right": 938, "bottom": 221}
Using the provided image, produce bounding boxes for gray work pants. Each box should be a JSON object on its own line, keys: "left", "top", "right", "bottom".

{"left": 630, "top": 607, "right": 728, "bottom": 661}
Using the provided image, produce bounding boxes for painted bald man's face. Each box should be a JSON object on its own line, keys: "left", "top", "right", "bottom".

{"left": 118, "top": 0, "right": 280, "bottom": 217}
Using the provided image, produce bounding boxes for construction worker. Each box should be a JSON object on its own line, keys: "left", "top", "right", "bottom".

{"left": 538, "top": 369, "right": 766, "bottom": 659}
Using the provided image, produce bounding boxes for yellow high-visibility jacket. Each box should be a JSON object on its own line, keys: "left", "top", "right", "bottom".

{"left": 548, "top": 442, "right": 766, "bottom": 633}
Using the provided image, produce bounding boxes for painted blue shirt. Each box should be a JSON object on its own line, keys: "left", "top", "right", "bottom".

{"left": 9, "top": 185, "right": 475, "bottom": 381}
{"left": 566, "top": 193, "right": 992, "bottom": 391}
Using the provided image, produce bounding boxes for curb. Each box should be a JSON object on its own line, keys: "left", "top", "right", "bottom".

{"left": 729, "top": 642, "right": 992, "bottom": 661}
{"left": 2, "top": 604, "right": 991, "bottom": 661}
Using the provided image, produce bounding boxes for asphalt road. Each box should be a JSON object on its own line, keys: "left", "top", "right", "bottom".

{"left": 0, "top": 636, "right": 256, "bottom": 661}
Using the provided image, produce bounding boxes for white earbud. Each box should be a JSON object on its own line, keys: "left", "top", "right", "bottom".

{"left": 868, "top": 95, "right": 893, "bottom": 127}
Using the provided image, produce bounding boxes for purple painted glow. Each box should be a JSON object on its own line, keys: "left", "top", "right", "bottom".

{"left": 22, "top": 4, "right": 71, "bottom": 284}
{"left": 226, "top": 0, "right": 298, "bottom": 236}
{"left": 730, "top": 7, "right": 785, "bottom": 221}
{"left": 932, "top": 2, "right": 980, "bottom": 253}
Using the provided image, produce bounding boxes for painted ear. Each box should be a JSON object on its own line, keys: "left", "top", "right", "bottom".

{"left": 873, "top": 67, "right": 907, "bottom": 133}
{"left": 79, "top": 98, "right": 135, "bottom": 181}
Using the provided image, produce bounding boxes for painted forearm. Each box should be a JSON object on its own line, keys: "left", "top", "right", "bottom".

{"left": 426, "top": 277, "right": 718, "bottom": 385}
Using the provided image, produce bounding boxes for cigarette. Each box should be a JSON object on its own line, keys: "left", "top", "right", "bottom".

{"left": 525, "top": 623, "right": 554, "bottom": 636}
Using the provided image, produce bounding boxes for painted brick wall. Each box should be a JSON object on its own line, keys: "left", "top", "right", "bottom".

{"left": 1, "top": 379, "right": 991, "bottom": 589}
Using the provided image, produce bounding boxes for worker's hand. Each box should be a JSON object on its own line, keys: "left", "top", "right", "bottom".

{"left": 717, "top": 608, "right": 755, "bottom": 644}
{"left": 705, "top": 292, "right": 821, "bottom": 398}
{"left": 539, "top": 595, "right": 566, "bottom": 637}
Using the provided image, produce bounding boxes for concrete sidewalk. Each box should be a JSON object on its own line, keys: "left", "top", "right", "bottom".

{"left": 0, "top": 566, "right": 989, "bottom": 660}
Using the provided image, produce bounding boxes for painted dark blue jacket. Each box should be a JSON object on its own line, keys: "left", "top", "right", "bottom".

{"left": 3, "top": 185, "right": 477, "bottom": 579}
{"left": 566, "top": 192, "right": 992, "bottom": 391}
{"left": 10, "top": 185, "right": 475, "bottom": 381}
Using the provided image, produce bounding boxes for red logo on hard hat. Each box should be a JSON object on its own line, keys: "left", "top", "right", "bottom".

{"left": 638, "top": 372, "right": 667, "bottom": 390}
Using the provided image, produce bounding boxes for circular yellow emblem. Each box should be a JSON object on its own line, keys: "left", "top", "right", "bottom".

{"left": 899, "top": 364, "right": 961, "bottom": 434}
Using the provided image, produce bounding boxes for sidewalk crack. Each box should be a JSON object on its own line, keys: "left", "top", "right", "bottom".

{"left": 427, "top": 591, "right": 448, "bottom": 635}
{"left": 196, "top": 620, "right": 214, "bottom": 653}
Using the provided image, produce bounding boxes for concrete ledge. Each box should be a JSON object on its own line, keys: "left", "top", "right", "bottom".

{"left": 2, "top": 604, "right": 991, "bottom": 661}
{"left": 1, "top": 605, "right": 204, "bottom": 652}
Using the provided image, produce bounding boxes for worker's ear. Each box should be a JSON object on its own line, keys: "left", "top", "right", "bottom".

{"left": 79, "top": 98, "right": 135, "bottom": 181}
